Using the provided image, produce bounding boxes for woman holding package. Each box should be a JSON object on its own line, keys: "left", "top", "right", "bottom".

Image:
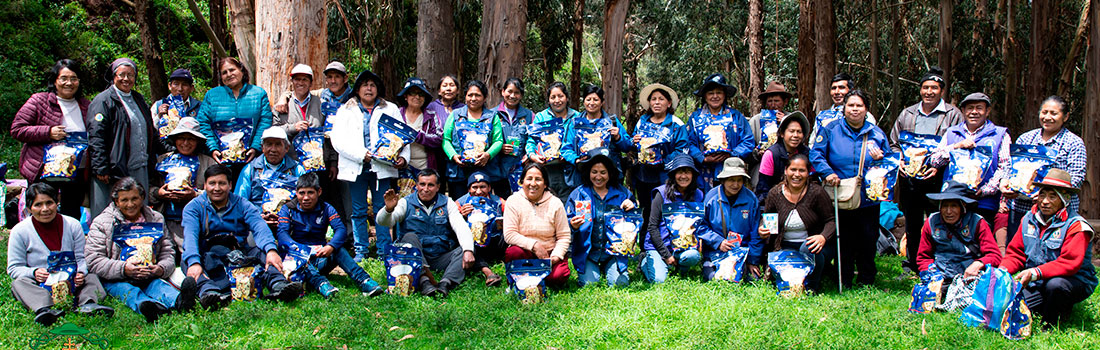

{"left": 442, "top": 80, "right": 504, "bottom": 200}
{"left": 642, "top": 154, "right": 705, "bottom": 283}
{"left": 566, "top": 148, "right": 637, "bottom": 287}
{"left": 755, "top": 112, "right": 812, "bottom": 204}
{"left": 11, "top": 59, "right": 90, "bottom": 219}
{"left": 698, "top": 157, "right": 763, "bottom": 282}
{"left": 915, "top": 181, "right": 1002, "bottom": 285}
{"left": 86, "top": 178, "right": 197, "bottom": 323}
{"left": 87, "top": 58, "right": 162, "bottom": 219}
{"left": 761, "top": 153, "right": 834, "bottom": 293}
{"left": 7, "top": 183, "right": 114, "bottom": 326}
{"left": 631, "top": 84, "right": 696, "bottom": 229}
{"left": 526, "top": 82, "right": 581, "bottom": 202}
{"left": 151, "top": 117, "right": 217, "bottom": 258}
{"left": 502, "top": 163, "right": 572, "bottom": 288}
{"left": 487, "top": 78, "right": 534, "bottom": 198}
{"left": 195, "top": 57, "right": 273, "bottom": 172}
{"left": 809, "top": 90, "right": 890, "bottom": 287}
{"left": 396, "top": 77, "right": 444, "bottom": 174}
{"left": 561, "top": 85, "right": 633, "bottom": 171}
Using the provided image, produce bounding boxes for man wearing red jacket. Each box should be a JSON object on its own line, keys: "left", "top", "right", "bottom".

{"left": 1000, "top": 168, "right": 1096, "bottom": 326}
{"left": 916, "top": 181, "right": 1003, "bottom": 284}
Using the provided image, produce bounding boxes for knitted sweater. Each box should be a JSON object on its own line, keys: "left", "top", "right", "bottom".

{"left": 6, "top": 215, "right": 88, "bottom": 280}
{"left": 502, "top": 190, "right": 571, "bottom": 260}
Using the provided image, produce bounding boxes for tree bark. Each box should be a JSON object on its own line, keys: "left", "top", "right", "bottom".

{"left": 417, "top": 0, "right": 457, "bottom": 88}
{"left": 601, "top": 0, "right": 629, "bottom": 118}
{"left": 226, "top": 0, "right": 257, "bottom": 83}
{"left": 1003, "top": 0, "right": 1020, "bottom": 133}
{"left": 478, "top": 0, "right": 528, "bottom": 106}
{"left": 1025, "top": 0, "right": 1060, "bottom": 130}
{"left": 938, "top": 0, "right": 953, "bottom": 99}
{"left": 1057, "top": 1, "right": 1091, "bottom": 97}
{"left": 813, "top": 0, "right": 836, "bottom": 112}
{"left": 1082, "top": 0, "right": 1099, "bottom": 218}
{"left": 254, "top": 0, "right": 328, "bottom": 100}
{"left": 135, "top": 0, "right": 168, "bottom": 101}
{"left": 886, "top": 0, "right": 904, "bottom": 127}
{"left": 373, "top": 0, "right": 401, "bottom": 102}
{"left": 747, "top": 0, "right": 765, "bottom": 116}
{"left": 869, "top": 0, "right": 878, "bottom": 116}
{"left": 571, "top": 0, "right": 585, "bottom": 109}
{"left": 208, "top": 0, "right": 228, "bottom": 86}
{"left": 797, "top": 0, "right": 815, "bottom": 119}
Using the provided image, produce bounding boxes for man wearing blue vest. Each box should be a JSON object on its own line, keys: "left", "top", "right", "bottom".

{"left": 377, "top": 168, "right": 475, "bottom": 297}
{"left": 235, "top": 127, "right": 306, "bottom": 225}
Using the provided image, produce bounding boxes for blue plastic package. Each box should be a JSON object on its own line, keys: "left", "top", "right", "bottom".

{"left": 506, "top": 259, "right": 551, "bottom": 304}
{"left": 293, "top": 127, "right": 326, "bottom": 172}
{"left": 373, "top": 115, "right": 418, "bottom": 165}
{"left": 42, "top": 251, "right": 77, "bottom": 309}
{"left": 455, "top": 118, "right": 492, "bottom": 164}
{"left": 529, "top": 118, "right": 565, "bottom": 162}
{"left": 604, "top": 209, "right": 644, "bottom": 256}
{"left": 898, "top": 131, "right": 942, "bottom": 179}
{"left": 385, "top": 243, "right": 423, "bottom": 296}
{"left": 662, "top": 202, "right": 704, "bottom": 253}
{"left": 156, "top": 153, "right": 200, "bottom": 191}
{"left": 1006, "top": 144, "right": 1055, "bottom": 197}
{"left": 112, "top": 222, "right": 164, "bottom": 267}
{"left": 213, "top": 118, "right": 254, "bottom": 164}
{"left": 459, "top": 195, "right": 500, "bottom": 247}
{"left": 709, "top": 232, "right": 750, "bottom": 282}
{"left": 947, "top": 146, "right": 993, "bottom": 192}
{"left": 768, "top": 250, "right": 816, "bottom": 297}
{"left": 908, "top": 265, "right": 945, "bottom": 314}
{"left": 635, "top": 122, "right": 673, "bottom": 165}
{"left": 41, "top": 132, "right": 89, "bottom": 180}
{"left": 864, "top": 152, "right": 902, "bottom": 201}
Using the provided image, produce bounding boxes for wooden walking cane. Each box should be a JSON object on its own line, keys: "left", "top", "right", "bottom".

{"left": 834, "top": 186, "right": 843, "bottom": 293}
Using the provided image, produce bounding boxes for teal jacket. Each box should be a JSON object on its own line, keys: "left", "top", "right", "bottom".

{"left": 196, "top": 84, "right": 273, "bottom": 152}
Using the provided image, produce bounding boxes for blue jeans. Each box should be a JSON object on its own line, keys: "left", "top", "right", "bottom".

{"left": 103, "top": 279, "right": 180, "bottom": 313}
{"left": 371, "top": 177, "right": 395, "bottom": 257}
{"left": 640, "top": 249, "right": 701, "bottom": 283}
{"left": 579, "top": 259, "right": 629, "bottom": 287}
{"left": 301, "top": 248, "right": 375, "bottom": 289}
{"left": 347, "top": 169, "right": 377, "bottom": 256}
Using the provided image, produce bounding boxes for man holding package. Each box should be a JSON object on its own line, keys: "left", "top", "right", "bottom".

{"left": 235, "top": 127, "right": 306, "bottom": 225}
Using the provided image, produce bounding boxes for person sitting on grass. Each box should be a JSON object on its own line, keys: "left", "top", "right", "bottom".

{"left": 642, "top": 154, "right": 704, "bottom": 283}
{"left": 182, "top": 164, "right": 303, "bottom": 310}
{"left": 152, "top": 117, "right": 218, "bottom": 260}
{"left": 999, "top": 169, "right": 1097, "bottom": 326}
{"left": 916, "top": 181, "right": 1003, "bottom": 285}
{"left": 456, "top": 171, "right": 507, "bottom": 286}
{"left": 86, "top": 177, "right": 197, "bottom": 323}
{"left": 7, "top": 183, "right": 114, "bottom": 326}
{"left": 276, "top": 172, "right": 384, "bottom": 299}
{"left": 234, "top": 127, "right": 306, "bottom": 225}
{"left": 566, "top": 148, "right": 636, "bottom": 287}
{"left": 377, "top": 168, "right": 476, "bottom": 297}
{"left": 699, "top": 157, "right": 764, "bottom": 282}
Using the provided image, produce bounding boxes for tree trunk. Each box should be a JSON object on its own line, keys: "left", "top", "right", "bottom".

{"left": 813, "top": 0, "right": 836, "bottom": 112}
{"left": 135, "top": 0, "right": 168, "bottom": 101}
{"left": 1025, "top": 0, "right": 1060, "bottom": 130}
{"left": 373, "top": 0, "right": 401, "bottom": 102}
{"left": 254, "top": 0, "right": 328, "bottom": 100}
{"left": 478, "top": 0, "right": 528, "bottom": 106}
{"left": 208, "top": 0, "right": 228, "bottom": 86}
{"left": 1003, "top": 0, "right": 1020, "bottom": 133}
{"left": 747, "top": 0, "right": 764, "bottom": 115}
{"left": 571, "top": 0, "right": 585, "bottom": 109}
{"left": 226, "top": 0, "right": 257, "bottom": 83}
{"left": 1057, "top": 1, "right": 1091, "bottom": 97}
{"left": 1082, "top": 0, "right": 1099, "bottom": 218}
{"left": 417, "top": 0, "right": 457, "bottom": 87}
{"left": 938, "top": 0, "right": 953, "bottom": 99}
{"left": 797, "top": 0, "right": 815, "bottom": 119}
{"left": 869, "top": 0, "right": 878, "bottom": 117}
{"left": 601, "top": 0, "right": 629, "bottom": 117}
{"left": 887, "top": 0, "right": 904, "bottom": 127}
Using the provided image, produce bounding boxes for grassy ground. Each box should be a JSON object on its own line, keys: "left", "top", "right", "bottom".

{"left": 2, "top": 229, "right": 1098, "bottom": 349}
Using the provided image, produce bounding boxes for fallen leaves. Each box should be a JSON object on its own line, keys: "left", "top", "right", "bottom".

{"left": 397, "top": 334, "right": 415, "bottom": 342}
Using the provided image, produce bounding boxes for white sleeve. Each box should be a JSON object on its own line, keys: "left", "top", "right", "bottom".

{"left": 447, "top": 199, "right": 474, "bottom": 252}
{"left": 376, "top": 198, "right": 408, "bottom": 228}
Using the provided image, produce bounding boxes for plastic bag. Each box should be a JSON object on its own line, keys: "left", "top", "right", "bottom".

{"left": 503, "top": 122, "right": 526, "bottom": 157}
{"left": 395, "top": 167, "right": 420, "bottom": 198}
{"left": 214, "top": 119, "right": 254, "bottom": 164}
{"left": 757, "top": 110, "right": 779, "bottom": 151}
{"left": 41, "top": 132, "right": 88, "bottom": 180}
{"left": 506, "top": 259, "right": 551, "bottom": 304}
{"left": 908, "top": 265, "right": 945, "bottom": 314}
{"left": 156, "top": 95, "right": 185, "bottom": 140}
{"left": 508, "top": 163, "right": 524, "bottom": 194}
{"left": 293, "top": 127, "right": 326, "bottom": 172}
{"left": 938, "top": 275, "right": 979, "bottom": 311}
{"left": 635, "top": 122, "right": 673, "bottom": 165}
{"left": 373, "top": 115, "right": 418, "bottom": 165}
{"left": 460, "top": 196, "right": 500, "bottom": 247}
{"left": 1006, "top": 144, "right": 1054, "bottom": 197}
{"left": 709, "top": 232, "right": 749, "bottom": 282}
{"left": 42, "top": 251, "right": 77, "bottom": 309}
{"left": 279, "top": 242, "right": 316, "bottom": 284}
{"left": 455, "top": 118, "right": 491, "bottom": 164}
{"left": 112, "top": 222, "right": 164, "bottom": 267}
{"left": 960, "top": 266, "right": 1031, "bottom": 340}
{"left": 156, "top": 153, "right": 199, "bottom": 191}
{"left": 898, "top": 131, "right": 942, "bottom": 178}
{"left": 864, "top": 152, "right": 902, "bottom": 201}
{"left": 385, "top": 243, "right": 423, "bottom": 296}
{"left": 529, "top": 118, "right": 565, "bottom": 162}
{"left": 662, "top": 202, "right": 704, "bottom": 252}
{"left": 604, "top": 209, "right": 643, "bottom": 256}
{"left": 768, "top": 250, "right": 815, "bottom": 298}
{"left": 574, "top": 117, "right": 613, "bottom": 154}
{"left": 947, "top": 146, "right": 993, "bottom": 191}
{"left": 260, "top": 177, "right": 297, "bottom": 215}
{"left": 694, "top": 111, "right": 734, "bottom": 155}
{"left": 1001, "top": 283, "right": 1033, "bottom": 340}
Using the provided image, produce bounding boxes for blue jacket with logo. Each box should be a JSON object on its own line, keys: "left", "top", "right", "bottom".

{"left": 276, "top": 200, "right": 348, "bottom": 249}
{"left": 234, "top": 155, "right": 306, "bottom": 209}
{"left": 566, "top": 184, "right": 636, "bottom": 275}
{"left": 632, "top": 115, "right": 699, "bottom": 184}
{"left": 490, "top": 101, "right": 534, "bottom": 181}
{"left": 1016, "top": 208, "right": 1098, "bottom": 290}
{"left": 561, "top": 110, "right": 633, "bottom": 165}
{"left": 809, "top": 118, "right": 890, "bottom": 208}
{"left": 394, "top": 193, "right": 459, "bottom": 258}
{"left": 687, "top": 106, "right": 754, "bottom": 180}
{"left": 181, "top": 192, "right": 278, "bottom": 268}
{"left": 699, "top": 185, "right": 763, "bottom": 264}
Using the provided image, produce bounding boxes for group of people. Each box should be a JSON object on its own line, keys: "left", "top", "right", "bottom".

{"left": 6, "top": 57, "right": 1093, "bottom": 328}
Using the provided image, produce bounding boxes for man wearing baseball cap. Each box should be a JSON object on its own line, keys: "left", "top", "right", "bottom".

{"left": 456, "top": 171, "right": 507, "bottom": 286}
{"left": 234, "top": 127, "right": 306, "bottom": 225}
{"left": 151, "top": 68, "right": 202, "bottom": 122}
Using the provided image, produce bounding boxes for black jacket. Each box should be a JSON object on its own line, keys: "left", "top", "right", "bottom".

{"left": 87, "top": 86, "right": 162, "bottom": 179}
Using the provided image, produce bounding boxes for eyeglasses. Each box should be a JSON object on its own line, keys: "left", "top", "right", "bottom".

{"left": 57, "top": 76, "right": 80, "bottom": 83}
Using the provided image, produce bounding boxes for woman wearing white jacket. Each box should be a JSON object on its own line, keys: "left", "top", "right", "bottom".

{"left": 331, "top": 70, "right": 409, "bottom": 261}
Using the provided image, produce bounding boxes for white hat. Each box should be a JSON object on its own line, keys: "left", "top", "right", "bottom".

{"left": 261, "top": 127, "right": 289, "bottom": 142}
{"left": 639, "top": 83, "right": 680, "bottom": 111}
{"left": 167, "top": 117, "right": 206, "bottom": 140}
{"left": 290, "top": 64, "right": 313, "bottom": 78}
{"left": 323, "top": 61, "right": 347, "bottom": 75}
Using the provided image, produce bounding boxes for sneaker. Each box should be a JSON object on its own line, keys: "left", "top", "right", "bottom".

{"left": 175, "top": 276, "right": 198, "bottom": 312}
{"left": 76, "top": 303, "right": 114, "bottom": 317}
{"left": 138, "top": 301, "right": 169, "bottom": 323}
{"left": 34, "top": 308, "right": 63, "bottom": 327}
{"left": 268, "top": 281, "right": 303, "bottom": 302}
{"left": 199, "top": 291, "right": 231, "bottom": 311}
{"left": 360, "top": 279, "right": 384, "bottom": 297}
{"left": 353, "top": 253, "right": 366, "bottom": 263}
{"left": 318, "top": 282, "right": 339, "bottom": 299}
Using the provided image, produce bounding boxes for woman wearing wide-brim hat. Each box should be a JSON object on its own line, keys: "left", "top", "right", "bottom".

{"left": 152, "top": 117, "right": 218, "bottom": 256}
{"left": 685, "top": 74, "right": 753, "bottom": 190}
{"left": 999, "top": 168, "right": 1097, "bottom": 326}
{"left": 629, "top": 83, "right": 696, "bottom": 234}
{"left": 914, "top": 180, "right": 1002, "bottom": 285}
{"left": 565, "top": 148, "right": 637, "bottom": 287}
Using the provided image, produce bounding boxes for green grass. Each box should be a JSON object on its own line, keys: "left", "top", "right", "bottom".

{"left": 2, "top": 229, "right": 1098, "bottom": 349}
